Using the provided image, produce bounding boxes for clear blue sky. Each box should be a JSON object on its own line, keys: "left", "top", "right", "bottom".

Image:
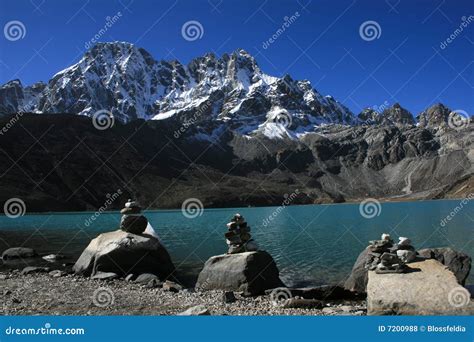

{"left": 0, "top": 0, "right": 473, "bottom": 115}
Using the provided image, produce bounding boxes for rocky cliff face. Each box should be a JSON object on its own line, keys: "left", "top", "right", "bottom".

{"left": 0, "top": 42, "right": 472, "bottom": 211}
{"left": 0, "top": 112, "right": 471, "bottom": 212}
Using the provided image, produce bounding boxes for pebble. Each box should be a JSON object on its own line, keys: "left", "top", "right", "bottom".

{"left": 340, "top": 305, "right": 354, "bottom": 313}
{"left": 49, "top": 270, "right": 66, "bottom": 278}
{"left": 42, "top": 254, "right": 65, "bottom": 262}
{"left": 135, "top": 273, "right": 159, "bottom": 284}
{"left": 162, "top": 280, "right": 183, "bottom": 293}
{"left": 91, "top": 272, "right": 118, "bottom": 280}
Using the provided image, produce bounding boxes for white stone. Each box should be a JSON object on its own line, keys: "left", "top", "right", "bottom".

{"left": 177, "top": 305, "right": 210, "bottom": 316}
{"left": 398, "top": 237, "right": 411, "bottom": 246}
{"left": 381, "top": 233, "right": 391, "bottom": 241}
{"left": 396, "top": 249, "right": 416, "bottom": 263}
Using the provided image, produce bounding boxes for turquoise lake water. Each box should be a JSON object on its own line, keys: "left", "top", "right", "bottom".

{"left": 0, "top": 200, "right": 472, "bottom": 286}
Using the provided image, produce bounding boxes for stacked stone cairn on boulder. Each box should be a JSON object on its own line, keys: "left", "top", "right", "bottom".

{"left": 120, "top": 199, "right": 148, "bottom": 234}
{"left": 366, "top": 234, "right": 416, "bottom": 274}
{"left": 195, "top": 214, "right": 284, "bottom": 295}
{"left": 73, "top": 199, "right": 175, "bottom": 279}
{"left": 225, "top": 214, "right": 258, "bottom": 254}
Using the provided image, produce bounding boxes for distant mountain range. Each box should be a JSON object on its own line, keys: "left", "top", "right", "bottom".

{"left": 0, "top": 42, "right": 472, "bottom": 211}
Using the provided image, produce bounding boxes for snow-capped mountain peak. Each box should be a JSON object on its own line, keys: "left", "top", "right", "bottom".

{"left": 0, "top": 41, "right": 357, "bottom": 139}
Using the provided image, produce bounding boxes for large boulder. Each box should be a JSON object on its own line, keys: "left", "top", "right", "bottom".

{"left": 417, "top": 247, "right": 471, "bottom": 285}
{"left": 195, "top": 251, "right": 284, "bottom": 296}
{"left": 2, "top": 247, "right": 37, "bottom": 260}
{"left": 73, "top": 230, "right": 175, "bottom": 279}
{"left": 367, "top": 259, "right": 474, "bottom": 315}
{"left": 343, "top": 246, "right": 371, "bottom": 294}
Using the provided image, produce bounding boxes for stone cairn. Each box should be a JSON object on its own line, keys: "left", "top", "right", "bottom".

{"left": 225, "top": 213, "right": 258, "bottom": 254}
{"left": 365, "top": 234, "right": 416, "bottom": 274}
{"left": 120, "top": 199, "right": 148, "bottom": 234}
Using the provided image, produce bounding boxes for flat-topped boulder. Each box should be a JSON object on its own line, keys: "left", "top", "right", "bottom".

{"left": 196, "top": 251, "right": 284, "bottom": 296}
{"left": 367, "top": 259, "right": 474, "bottom": 315}
{"left": 73, "top": 230, "right": 174, "bottom": 279}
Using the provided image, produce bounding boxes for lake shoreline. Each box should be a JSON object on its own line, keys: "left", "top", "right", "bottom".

{"left": 3, "top": 196, "right": 470, "bottom": 215}
{"left": 0, "top": 270, "right": 366, "bottom": 316}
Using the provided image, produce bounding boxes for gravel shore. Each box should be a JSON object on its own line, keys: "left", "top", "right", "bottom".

{"left": 0, "top": 271, "right": 366, "bottom": 316}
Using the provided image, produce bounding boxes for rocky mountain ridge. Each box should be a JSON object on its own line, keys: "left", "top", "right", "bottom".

{"left": 2, "top": 41, "right": 465, "bottom": 141}
{"left": 0, "top": 110, "right": 471, "bottom": 212}
{"left": 0, "top": 42, "right": 472, "bottom": 211}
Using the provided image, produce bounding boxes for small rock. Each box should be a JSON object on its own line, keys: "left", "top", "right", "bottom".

{"left": 135, "top": 273, "right": 159, "bottom": 284}
{"left": 354, "top": 310, "right": 365, "bottom": 315}
{"left": 322, "top": 307, "right": 335, "bottom": 314}
{"left": 340, "top": 305, "right": 355, "bottom": 313}
{"left": 145, "top": 279, "right": 163, "bottom": 288}
{"left": 398, "top": 237, "right": 411, "bottom": 246}
{"left": 280, "top": 298, "right": 324, "bottom": 309}
{"left": 12, "top": 297, "right": 21, "bottom": 304}
{"left": 91, "top": 272, "right": 118, "bottom": 280}
{"left": 223, "top": 291, "right": 237, "bottom": 303}
{"left": 21, "top": 266, "right": 49, "bottom": 275}
{"left": 125, "top": 274, "right": 135, "bottom": 282}
{"left": 42, "top": 254, "right": 65, "bottom": 262}
{"left": 396, "top": 249, "right": 416, "bottom": 263}
{"left": 49, "top": 270, "right": 66, "bottom": 278}
{"left": 163, "top": 280, "right": 183, "bottom": 293}
{"left": 3, "top": 290, "right": 12, "bottom": 296}
{"left": 178, "top": 305, "right": 210, "bottom": 316}
{"left": 0, "top": 274, "right": 8, "bottom": 280}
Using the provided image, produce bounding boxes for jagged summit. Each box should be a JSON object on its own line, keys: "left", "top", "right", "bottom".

{"left": 0, "top": 41, "right": 357, "bottom": 138}
{"left": 416, "top": 103, "right": 452, "bottom": 128}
